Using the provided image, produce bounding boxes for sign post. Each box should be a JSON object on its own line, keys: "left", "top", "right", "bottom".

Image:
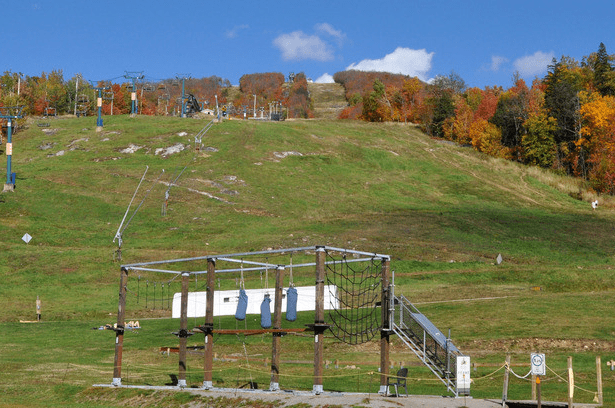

{"left": 456, "top": 356, "right": 471, "bottom": 396}
{"left": 531, "top": 353, "right": 546, "bottom": 408}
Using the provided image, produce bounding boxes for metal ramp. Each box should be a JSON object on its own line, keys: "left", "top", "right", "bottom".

{"left": 390, "top": 294, "right": 467, "bottom": 396}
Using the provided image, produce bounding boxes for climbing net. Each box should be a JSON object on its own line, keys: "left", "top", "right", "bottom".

{"left": 325, "top": 249, "right": 382, "bottom": 344}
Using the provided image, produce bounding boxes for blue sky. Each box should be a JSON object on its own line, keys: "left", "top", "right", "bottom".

{"left": 3, "top": 1, "right": 613, "bottom": 89}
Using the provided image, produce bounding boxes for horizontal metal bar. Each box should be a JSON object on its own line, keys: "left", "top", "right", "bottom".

{"left": 216, "top": 257, "right": 277, "bottom": 268}
{"left": 324, "top": 246, "right": 390, "bottom": 260}
{"left": 122, "top": 245, "right": 390, "bottom": 271}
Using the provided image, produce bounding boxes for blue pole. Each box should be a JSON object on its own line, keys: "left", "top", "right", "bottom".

{"left": 6, "top": 119, "right": 12, "bottom": 185}
{"left": 131, "top": 80, "right": 136, "bottom": 115}
{"left": 181, "top": 78, "right": 186, "bottom": 118}
{"left": 96, "top": 88, "right": 103, "bottom": 127}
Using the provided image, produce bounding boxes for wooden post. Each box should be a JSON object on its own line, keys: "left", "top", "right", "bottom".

{"left": 112, "top": 267, "right": 128, "bottom": 386}
{"left": 379, "top": 257, "right": 391, "bottom": 395}
{"left": 270, "top": 265, "right": 284, "bottom": 391}
{"left": 502, "top": 354, "right": 511, "bottom": 406}
{"left": 532, "top": 374, "right": 537, "bottom": 400}
{"left": 567, "top": 356, "right": 574, "bottom": 408}
{"left": 596, "top": 356, "right": 603, "bottom": 405}
{"left": 313, "top": 247, "right": 325, "bottom": 394}
{"left": 203, "top": 258, "right": 215, "bottom": 389}
{"left": 178, "top": 272, "right": 190, "bottom": 388}
{"left": 537, "top": 375, "right": 542, "bottom": 408}
{"left": 36, "top": 296, "right": 41, "bottom": 321}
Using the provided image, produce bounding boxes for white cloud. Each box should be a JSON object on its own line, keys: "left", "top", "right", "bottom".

{"left": 225, "top": 24, "right": 249, "bottom": 39}
{"left": 346, "top": 47, "right": 434, "bottom": 82}
{"left": 273, "top": 31, "right": 334, "bottom": 61}
{"left": 315, "top": 23, "right": 346, "bottom": 46}
{"left": 513, "top": 51, "right": 555, "bottom": 77}
{"left": 489, "top": 56, "right": 509, "bottom": 71}
{"left": 315, "top": 73, "right": 335, "bottom": 83}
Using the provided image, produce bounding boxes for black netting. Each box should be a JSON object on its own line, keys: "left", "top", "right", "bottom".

{"left": 325, "top": 250, "right": 382, "bottom": 344}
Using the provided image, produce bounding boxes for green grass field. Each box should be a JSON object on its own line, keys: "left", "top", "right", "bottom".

{"left": 1, "top": 115, "right": 614, "bottom": 407}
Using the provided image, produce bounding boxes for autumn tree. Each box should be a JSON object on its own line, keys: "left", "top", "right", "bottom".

{"left": 543, "top": 57, "right": 584, "bottom": 173}
{"left": 423, "top": 72, "right": 465, "bottom": 137}
{"left": 578, "top": 92, "right": 615, "bottom": 192}
{"left": 490, "top": 78, "right": 530, "bottom": 153}
{"left": 401, "top": 77, "right": 425, "bottom": 122}
{"left": 286, "top": 72, "right": 313, "bottom": 118}
{"left": 522, "top": 113, "right": 557, "bottom": 167}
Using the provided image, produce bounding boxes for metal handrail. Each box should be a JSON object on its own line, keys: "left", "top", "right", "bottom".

{"left": 391, "top": 294, "right": 463, "bottom": 396}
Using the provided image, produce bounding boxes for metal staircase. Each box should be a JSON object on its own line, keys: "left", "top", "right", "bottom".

{"left": 390, "top": 293, "right": 468, "bottom": 396}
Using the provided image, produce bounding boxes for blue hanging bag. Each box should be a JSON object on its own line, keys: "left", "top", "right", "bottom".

{"left": 285, "top": 286, "right": 298, "bottom": 322}
{"left": 235, "top": 288, "right": 248, "bottom": 320}
{"left": 260, "top": 295, "right": 272, "bottom": 328}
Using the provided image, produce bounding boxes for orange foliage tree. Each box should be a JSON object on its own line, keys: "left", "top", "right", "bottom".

{"left": 579, "top": 92, "right": 615, "bottom": 192}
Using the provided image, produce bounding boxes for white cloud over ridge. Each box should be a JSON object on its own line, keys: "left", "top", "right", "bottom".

{"left": 346, "top": 47, "right": 434, "bottom": 81}
{"left": 273, "top": 27, "right": 339, "bottom": 62}
{"left": 513, "top": 51, "right": 554, "bottom": 77}
{"left": 315, "top": 73, "right": 335, "bottom": 83}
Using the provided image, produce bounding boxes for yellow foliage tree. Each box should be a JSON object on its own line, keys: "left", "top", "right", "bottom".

{"left": 579, "top": 92, "right": 615, "bottom": 192}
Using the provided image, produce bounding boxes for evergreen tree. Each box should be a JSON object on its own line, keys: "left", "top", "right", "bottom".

{"left": 543, "top": 57, "right": 584, "bottom": 174}
{"left": 593, "top": 42, "right": 615, "bottom": 96}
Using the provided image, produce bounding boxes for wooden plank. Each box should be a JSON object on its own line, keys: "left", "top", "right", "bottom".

{"left": 194, "top": 328, "right": 307, "bottom": 335}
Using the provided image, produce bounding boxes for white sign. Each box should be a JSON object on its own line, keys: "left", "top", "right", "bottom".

{"left": 456, "top": 356, "right": 471, "bottom": 395}
{"left": 22, "top": 233, "right": 32, "bottom": 244}
{"left": 531, "top": 353, "right": 546, "bottom": 376}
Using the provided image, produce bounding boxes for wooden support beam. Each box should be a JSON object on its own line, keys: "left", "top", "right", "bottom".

{"left": 203, "top": 258, "right": 215, "bottom": 389}
{"left": 597, "top": 356, "right": 603, "bottom": 405}
{"left": 194, "top": 328, "right": 307, "bottom": 335}
{"left": 112, "top": 267, "right": 128, "bottom": 386}
{"left": 178, "top": 272, "right": 190, "bottom": 388}
{"left": 270, "top": 266, "right": 284, "bottom": 391}
{"left": 313, "top": 247, "right": 325, "bottom": 394}
{"left": 379, "top": 258, "right": 390, "bottom": 395}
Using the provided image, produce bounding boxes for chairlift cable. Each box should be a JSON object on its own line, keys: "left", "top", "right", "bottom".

{"left": 114, "top": 166, "right": 149, "bottom": 246}
{"left": 120, "top": 168, "right": 165, "bottom": 236}
{"left": 166, "top": 165, "right": 187, "bottom": 195}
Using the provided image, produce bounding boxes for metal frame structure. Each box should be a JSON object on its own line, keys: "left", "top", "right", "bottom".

{"left": 123, "top": 71, "right": 144, "bottom": 116}
{"left": 111, "top": 245, "right": 391, "bottom": 393}
{"left": 91, "top": 83, "right": 111, "bottom": 130}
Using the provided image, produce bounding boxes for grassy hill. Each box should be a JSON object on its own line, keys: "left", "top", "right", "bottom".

{"left": 308, "top": 82, "right": 347, "bottom": 119}
{"left": 1, "top": 115, "right": 614, "bottom": 407}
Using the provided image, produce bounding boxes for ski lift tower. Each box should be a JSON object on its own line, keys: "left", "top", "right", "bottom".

{"left": 91, "top": 82, "right": 111, "bottom": 131}
{"left": 176, "top": 74, "right": 191, "bottom": 118}
{"left": 123, "top": 71, "right": 144, "bottom": 116}
{"left": 1, "top": 105, "right": 24, "bottom": 192}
